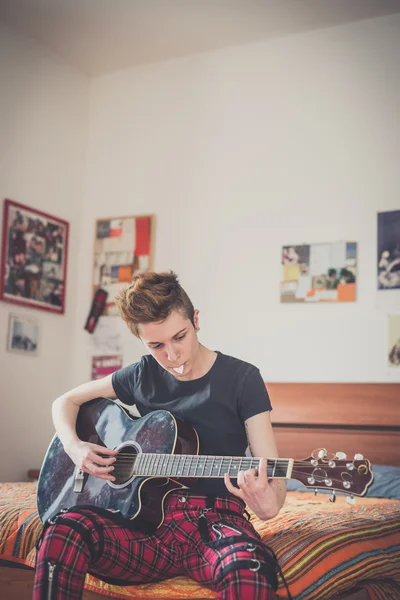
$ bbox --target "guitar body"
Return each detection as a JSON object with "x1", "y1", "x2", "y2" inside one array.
[{"x1": 37, "y1": 398, "x2": 199, "y2": 528}]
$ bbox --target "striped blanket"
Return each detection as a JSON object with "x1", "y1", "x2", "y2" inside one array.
[{"x1": 0, "y1": 482, "x2": 399, "y2": 599}]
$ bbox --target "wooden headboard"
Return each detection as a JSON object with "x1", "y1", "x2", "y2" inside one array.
[{"x1": 268, "y1": 383, "x2": 400, "y2": 466}]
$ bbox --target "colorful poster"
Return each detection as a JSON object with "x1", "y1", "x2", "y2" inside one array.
[
  {"x1": 280, "y1": 241, "x2": 357, "y2": 303},
  {"x1": 91, "y1": 355, "x2": 123, "y2": 380},
  {"x1": 93, "y1": 214, "x2": 155, "y2": 316},
  {"x1": 378, "y1": 210, "x2": 400, "y2": 290}
]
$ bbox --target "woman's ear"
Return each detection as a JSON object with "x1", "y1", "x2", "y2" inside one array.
[{"x1": 193, "y1": 309, "x2": 200, "y2": 331}]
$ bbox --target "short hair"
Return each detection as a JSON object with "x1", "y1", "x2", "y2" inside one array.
[
  {"x1": 328, "y1": 268, "x2": 337, "y2": 277},
  {"x1": 114, "y1": 271, "x2": 195, "y2": 337}
]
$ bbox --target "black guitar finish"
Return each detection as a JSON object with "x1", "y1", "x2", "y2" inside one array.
[
  {"x1": 37, "y1": 398, "x2": 198, "y2": 527},
  {"x1": 37, "y1": 398, "x2": 374, "y2": 528}
]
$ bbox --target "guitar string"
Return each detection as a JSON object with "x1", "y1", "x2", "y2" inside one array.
[
  {"x1": 110, "y1": 471, "x2": 362, "y2": 489},
  {"x1": 110, "y1": 464, "x2": 362, "y2": 485},
  {"x1": 110, "y1": 452, "x2": 346, "y2": 465},
  {"x1": 109, "y1": 456, "x2": 356, "y2": 468},
  {"x1": 112, "y1": 451, "x2": 359, "y2": 464}
]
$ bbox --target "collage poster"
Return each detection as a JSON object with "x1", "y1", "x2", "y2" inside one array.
[
  {"x1": 93, "y1": 215, "x2": 154, "y2": 315},
  {"x1": 280, "y1": 241, "x2": 357, "y2": 303},
  {"x1": 0, "y1": 199, "x2": 69, "y2": 313}
]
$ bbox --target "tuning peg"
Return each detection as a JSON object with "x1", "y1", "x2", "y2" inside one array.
[
  {"x1": 317, "y1": 449, "x2": 327, "y2": 458},
  {"x1": 335, "y1": 452, "x2": 347, "y2": 460},
  {"x1": 329, "y1": 491, "x2": 336, "y2": 503},
  {"x1": 346, "y1": 495, "x2": 356, "y2": 505},
  {"x1": 354, "y1": 453, "x2": 364, "y2": 460}
]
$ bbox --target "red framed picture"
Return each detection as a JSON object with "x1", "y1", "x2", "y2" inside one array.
[{"x1": 0, "y1": 199, "x2": 69, "y2": 314}]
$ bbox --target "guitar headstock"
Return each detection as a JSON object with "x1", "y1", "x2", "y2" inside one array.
[{"x1": 291, "y1": 449, "x2": 374, "y2": 498}]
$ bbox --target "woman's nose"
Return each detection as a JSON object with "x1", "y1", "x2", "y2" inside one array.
[{"x1": 166, "y1": 346, "x2": 178, "y2": 362}]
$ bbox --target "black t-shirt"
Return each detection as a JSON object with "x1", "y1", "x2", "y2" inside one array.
[{"x1": 111, "y1": 350, "x2": 272, "y2": 495}]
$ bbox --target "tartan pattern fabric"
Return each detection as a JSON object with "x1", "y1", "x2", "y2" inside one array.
[{"x1": 33, "y1": 493, "x2": 278, "y2": 600}]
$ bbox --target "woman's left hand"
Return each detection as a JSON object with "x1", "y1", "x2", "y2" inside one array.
[{"x1": 224, "y1": 457, "x2": 281, "y2": 520}]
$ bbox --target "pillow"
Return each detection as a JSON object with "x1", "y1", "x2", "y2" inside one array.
[{"x1": 286, "y1": 464, "x2": 400, "y2": 500}]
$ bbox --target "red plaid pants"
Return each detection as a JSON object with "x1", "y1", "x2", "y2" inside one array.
[{"x1": 34, "y1": 492, "x2": 278, "y2": 600}]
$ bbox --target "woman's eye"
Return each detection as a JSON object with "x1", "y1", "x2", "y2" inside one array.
[{"x1": 176, "y1": 335, "x2": 185, "y2": 341}]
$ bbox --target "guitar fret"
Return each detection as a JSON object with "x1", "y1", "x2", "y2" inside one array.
[
  {"x1": 139, "y1": 453, "x2": 146, "y2": 475},
  {"x1": 145, "y1": 453, "x2": 152, "y2": 476},
  {"x1": 156, "y1": 454, "x2": 162, "y2": 476},
  {"x1": 181, "y1": 455, "x2": 186, "y2": 477},
  {"x1": 138, "y1": 454, "x2": 145, "y2": 475},
  {"x1": 150, "y1": 453, "x2": 157, "y2": 476},
  {"x1": 173, "y1": 454, "x2": 178, "y2": 477},
  {"x1": 147, "y1": 453, "x2": 153, "y2": 476},
  {"x1": 150, "y1": 453, "x2": 155, "y2": 476},
  {"x1": 177, "y1": 454, "x2": 183, "y2": 476},
  {"x1": 210, "y1": 456, "x2": 215, "y2": 477},
  {"x1": 166, "y1": 456, "x2": 173, "y2": 477}
]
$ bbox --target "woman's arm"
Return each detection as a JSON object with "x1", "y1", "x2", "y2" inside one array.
[
  {"x1": 224, "y1": 411, "x2": 286, "y2": 520},
  {"x1": 52, "y1": 374, "x2": 118, "y2": 480}
]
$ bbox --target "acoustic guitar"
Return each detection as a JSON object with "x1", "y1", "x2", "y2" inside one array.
[{"x1": 37, "y1": 398, "x2": 373, "y2": 527}]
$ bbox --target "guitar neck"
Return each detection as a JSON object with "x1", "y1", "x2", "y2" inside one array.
[{"x1": 134, "y1": 454, "x2": 293, "y2": 479}]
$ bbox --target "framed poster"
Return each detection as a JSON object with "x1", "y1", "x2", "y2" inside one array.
[
  {"x1": 93, "y1": 214, "x2": 155, "y2": 315},
  {"x1": 0, "y1": 199, "x2": 69, "y2": 313},
  {"x1": 7, "y1": 313, "x2": 40, "y2": 356},
  {"x1": 378, "y1": 210, "x2": 400, "y2": 290},
  {"x1": 280, "y1": 241, "x2": 357, "y2": 303}
]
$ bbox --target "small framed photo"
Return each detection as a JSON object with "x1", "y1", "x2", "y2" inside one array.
[
  {"x1": 7, "y1": 313, "x2": 40, "y2": 356},
  {"x1": 0, "y1": 199, "x2": 69, "y2": 314}
]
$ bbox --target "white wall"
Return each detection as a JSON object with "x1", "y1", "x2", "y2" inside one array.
[
  {"x1": 73, "y1": 14, "x2": 400, "y2": 388},
  {"x1": 1, "y1": 14, "x2": 399, "y2": 481},
  {"x1": 0, "y1": 26, "x2": 89, "y2": 481}
]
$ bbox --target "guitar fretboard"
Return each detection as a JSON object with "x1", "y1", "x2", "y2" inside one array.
[{"x1": 133, "y1": 454, "x2": 292, "y2": 479}]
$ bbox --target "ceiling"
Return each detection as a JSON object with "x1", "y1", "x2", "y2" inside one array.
[{"x1": 1, "y1": 0, "x2": 400, "y2": 76}]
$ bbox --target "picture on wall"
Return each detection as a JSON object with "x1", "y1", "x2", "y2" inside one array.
[
  {"x1": 388, "y1": 315, "x2": 400, "y2": 368},
  {"x1": 7, "y1": 313, "x2": 40, "y2": 356},
  {"x1": 280, "y1": 241, "x2": 357, "y2": 303},
  {"x1": 0, "y1": 199, "x2": 69, "y2": 313},
  {"x1": 93, "y1": 214, "x2": 155, "y2": 315},
  {"x1": 378, "y1": 210, "x2": 400, "y2": 290},
  {"x1": 91, "y1": 355, "x2": 123, "y2": 380}
]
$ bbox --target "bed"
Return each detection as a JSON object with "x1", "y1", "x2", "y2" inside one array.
[{"x1": 1, "y1": 382, "x2": 399, "y2": 600}]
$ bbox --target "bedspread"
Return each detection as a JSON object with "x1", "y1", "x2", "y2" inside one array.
[{"x1": 0, "y1": 482, "x2": 399, "y2": 599}]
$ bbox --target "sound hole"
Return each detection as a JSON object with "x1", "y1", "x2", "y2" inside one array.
[{"x1": 113, "y1": 445, "x2": 137, "y2": 485}]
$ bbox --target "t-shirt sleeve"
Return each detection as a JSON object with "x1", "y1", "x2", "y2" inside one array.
[
  {"x1": 238, "y1": 367, "x2": 272, "y2": 422},
  {"x1": 111, "y1": 361, "x2": 142, "y2": 406}
]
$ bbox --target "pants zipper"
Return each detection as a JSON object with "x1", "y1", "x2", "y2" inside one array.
[{"x1": 47, "y1": 561, "x2": 56, "y2": 600}]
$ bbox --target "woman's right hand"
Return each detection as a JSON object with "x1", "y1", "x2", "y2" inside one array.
[{"x1": 66, "y1": 440, "x2": 118, "y2": 481}]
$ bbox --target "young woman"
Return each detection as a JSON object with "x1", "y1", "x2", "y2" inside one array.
[{"x1": 34, "y1": 271, "x2": 286, "y2": 600}]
